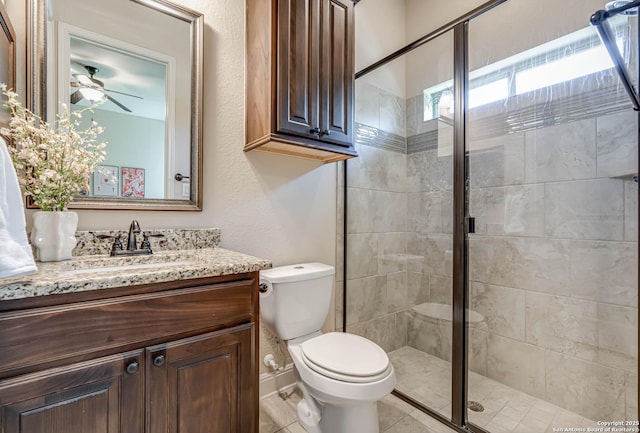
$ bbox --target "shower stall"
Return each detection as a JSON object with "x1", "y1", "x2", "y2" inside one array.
[{"x1": 341, "y1": 0, "x2": 639, "y2": 431}]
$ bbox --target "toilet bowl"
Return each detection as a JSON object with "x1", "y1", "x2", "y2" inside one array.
[
  {"x1": 259, "y1": 263, "x2": 396, "y2": 433},
  {"x1": 287, "y1": 332, "x2": 396, "y2": 433}
]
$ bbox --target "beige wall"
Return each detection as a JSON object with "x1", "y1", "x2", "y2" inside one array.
[
  {"x1": 6, "y1": 0, "x2": 338, "y2": 374},
  {"x1": 355, "y1": 0, "x2": 406, "y2": 98},
  {"x1": 405, "y1": 0, "x2": 601, "y2": 42},
  {"x1": 405, "y1": 0, "x2": 485, "y2": 42},
  {"x1": 355, "y1": 0, "x2": 406, "y2": 72}
]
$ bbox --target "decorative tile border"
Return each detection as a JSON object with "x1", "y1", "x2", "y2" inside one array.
[
  {"x1": 407, "y1": 129, "x2": 439, "y2": 154},
  {"x1": 73, "y1": 228, "x2": 221, "y2": 256},
  {"x1": 467, "y1": 84, "x2": 631, "y2": 141},
  {"x1": 355, "y1": 122, "x2": 407, "y2": 154}
]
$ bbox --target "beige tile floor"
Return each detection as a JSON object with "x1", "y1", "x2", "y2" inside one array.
[
  {"x1": 260, "y1": 346, "x2": 605, "y2": 433},
  {"x1": 259, "y1": 387, "x2": 457, "y2": 433}
]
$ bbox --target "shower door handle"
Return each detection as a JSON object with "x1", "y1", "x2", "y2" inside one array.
[{"x1": 465, "y1": 216, "x2": 476, "y2": 234}]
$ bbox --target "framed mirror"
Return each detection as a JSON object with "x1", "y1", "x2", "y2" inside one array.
[{"x1": 27, "y1": 0, "x2": 203, "y2": 210}]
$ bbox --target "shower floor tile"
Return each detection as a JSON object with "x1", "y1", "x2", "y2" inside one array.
[{"x1": 389, "y1": 346, "x2": 599, "y2": 433}]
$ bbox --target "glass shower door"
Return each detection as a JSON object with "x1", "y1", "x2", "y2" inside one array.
[
  {"x1": 467, "y1": 1, "x2": 639, "y2": 430},
  {"x1": 401, "y1": 29, "x2": 455, "y2": 421},
  {"x1": 347, "y1": 29, "x2": 455, "y2": 424}
]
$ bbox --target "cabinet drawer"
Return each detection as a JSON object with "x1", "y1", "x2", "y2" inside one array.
[{"x1": 0, "y1": 279, "x2": 255, "y2": 379}]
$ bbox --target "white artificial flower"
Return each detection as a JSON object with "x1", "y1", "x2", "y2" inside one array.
[{"x1": 1, "y1": 83, "x2": 107, "y2": 211}]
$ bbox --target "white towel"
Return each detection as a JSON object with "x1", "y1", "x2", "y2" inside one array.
[{"x1": 0, "y1": 136, "x2": 37, "y2": 279}]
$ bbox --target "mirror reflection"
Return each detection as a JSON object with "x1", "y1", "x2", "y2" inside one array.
[
  {"x1": 29, "y1": 0, "x2": 203, "y2": 210},
  {"x1": 67, "y1": 35, "x2": 168, "y2": 200}
]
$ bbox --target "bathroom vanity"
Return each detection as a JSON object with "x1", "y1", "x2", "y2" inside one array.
[{"x1": 0, "y1": 238, "x2": 271, "y2": 433}]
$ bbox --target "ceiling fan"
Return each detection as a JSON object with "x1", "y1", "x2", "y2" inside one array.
[{"x1": 70, "y1": 65, "x2": 143, "y2": 113}]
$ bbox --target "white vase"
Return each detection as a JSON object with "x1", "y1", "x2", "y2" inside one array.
[{"x1": 30, "y1": 211, "x2": 78, "y2": 262}]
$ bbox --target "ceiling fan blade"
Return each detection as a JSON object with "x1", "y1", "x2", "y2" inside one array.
[
  {"x1": 104, "y1": 88, "x2": 144, "y2": 99},
  {"x1": 70, "y1": 90, "x2": 84, "y2": 105},
  {"x1": 105, "y1": 94, "x2": 132, "y2": 112},
  {"x1": 91, "y1": 77, "x2": 105, "y2": 87},
  {"x1": 76, "y1": 74, "x2": 93, "y2": 85},
  {"x1": 74, "y1": 74, "x2": 104, "y2": 88}
]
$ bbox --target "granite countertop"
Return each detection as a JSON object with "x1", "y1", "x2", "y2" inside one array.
[{"x1": 0, "y1": 248, "x2": 272, "y2": 301}]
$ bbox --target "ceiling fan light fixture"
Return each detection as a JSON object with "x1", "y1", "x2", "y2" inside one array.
[{"x1": 79, "y1": 87, "x2": 104, "y2": 102}]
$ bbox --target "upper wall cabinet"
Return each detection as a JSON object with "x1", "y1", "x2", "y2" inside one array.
[{"x1": 245, "y1": 0, "x2": 357, "y2": 163}]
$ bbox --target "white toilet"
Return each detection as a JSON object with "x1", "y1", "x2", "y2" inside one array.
[{"x1": 260, "y1": 263, "x2": 396, "y2": 433}]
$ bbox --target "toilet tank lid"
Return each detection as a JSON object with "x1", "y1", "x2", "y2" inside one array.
[{"x1": 260, "y1": 263, "x2": 335, "y2": 283}]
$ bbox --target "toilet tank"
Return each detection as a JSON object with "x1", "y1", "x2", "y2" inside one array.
[{"x1": 260, "y1": 263, "x2": 335, "y2": 340}]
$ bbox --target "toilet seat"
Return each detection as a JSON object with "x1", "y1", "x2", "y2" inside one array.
[
  {"x1": 287, "y1": 335, "x2": 396, "y2": 404},
  {"x1": 300, "y1": 332, "x2": 391, "y2": 383}
]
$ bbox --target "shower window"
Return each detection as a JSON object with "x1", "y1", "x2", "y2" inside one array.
[
  {"x1": 423, "y1": 16, "x2": 632, "y2": 122},
  {"x1": 424, "y1": 77, "x2": 509, "y2": 120}
]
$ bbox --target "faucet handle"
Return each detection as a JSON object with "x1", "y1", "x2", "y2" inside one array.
[
  {"x1": 140, "y1": 233, "x2": 164, "y2": 253},
  {"x1": 97, "y1": 234, "x2": 124, "y2": 254}
]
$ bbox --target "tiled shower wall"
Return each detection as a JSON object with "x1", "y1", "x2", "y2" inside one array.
[
  {"x1": 341, "y1": 81, "x2": 411, "y2": 352},
  {"x1": 342, "y1": 79, "x2": 638, "y2": 421},
  {"x1": 465, "y1": 108, "x2": 638, "y2": 421}
]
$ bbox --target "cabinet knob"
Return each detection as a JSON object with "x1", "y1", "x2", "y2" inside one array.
[
  {"x1": 321, "y1": 129, "x2": 330, "y2": 136},
  {"x1": 153, "y1": 354, "x2": 166, "y2": 367},
  {"x1": 126, "y1": 361, "x2": 139, "y2": 375},
  {"x1": 309, "y1": 127, "x2": 320, "y2": 135}
]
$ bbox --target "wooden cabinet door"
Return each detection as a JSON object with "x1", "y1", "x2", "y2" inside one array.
[
  {"x1": 277, "y1": 0, "x2": 320, "y2": 139},
  {"x1": 147, "y1": 323, "x2": 255, "y2": 433},
  {"x1": 0, "y1": 351, "x2": 144, "y2": 433},
  {"x1": 319, "y1": 0, "x2": 354, "y2": 147}
]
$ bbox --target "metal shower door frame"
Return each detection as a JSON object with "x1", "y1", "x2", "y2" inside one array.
[{"x1": 348, "y1": 1, "x2": 507, "y2": 432}]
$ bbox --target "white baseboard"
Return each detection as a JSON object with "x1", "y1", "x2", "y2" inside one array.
[{"x1": 259, "y1": 363, "x2": 296, "y2": 398}]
